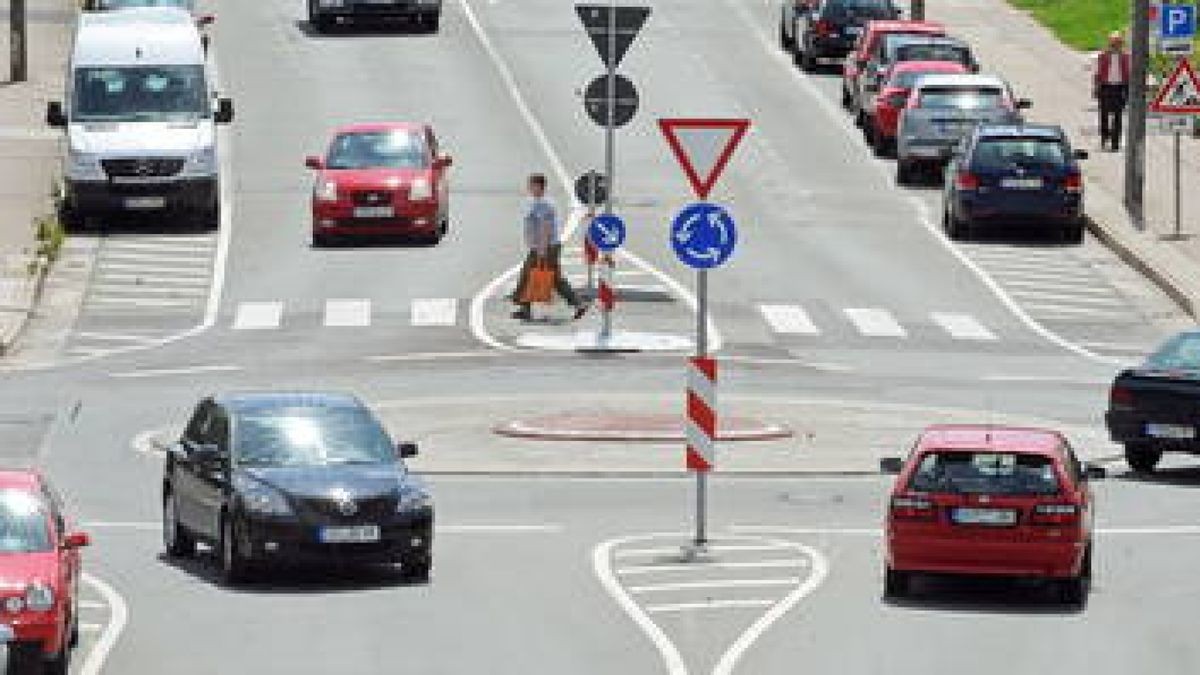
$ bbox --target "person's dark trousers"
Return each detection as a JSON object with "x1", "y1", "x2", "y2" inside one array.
[
  {"x1": 1098, "y1": 84, "x2": 1128, "y2": 150},
  {"x1": 513, "y1": 244, "x2": 582, "y2": 312}
]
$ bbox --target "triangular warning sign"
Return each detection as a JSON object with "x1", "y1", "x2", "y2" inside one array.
[
  {"x1": 1151, "y1": 58, "x2": 1200, "y2": 114},
  {"x1": 658, "y1": 119, "x2": 751, "y2": 200}
]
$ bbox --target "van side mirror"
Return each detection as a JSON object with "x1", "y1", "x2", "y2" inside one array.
[
  {"x1": 1015, "y1": 98, "x2": 1032, "y2": 110},
  {"x1": 880, "y1": 457, "x2": 904, "y2": 474},
  {"x1": 1084, "y1": 464, "x2": 1106, "y2": 481},
  {"x1": 1073, "y1": 149, "x2": 1089, "y2": 160},
  {"x1": 214, "y1": 98, "x2": 234, "y2": 125},
  {"x1": 63, "y1": 532, "x2": 90, "y2": 549},
  {"x1": 46, "y1": 102, "x2": 66, "y2": 128},
  {"x1": 305, "y1": 155, "x2": 324, "y2": 170},
  {"x1": 397, "y1": 442, "x2": 419, "y2": 459}
]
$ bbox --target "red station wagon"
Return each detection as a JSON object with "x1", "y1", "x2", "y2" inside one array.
[
  {"x1": 841, "y1": 19, "x2": 945, "y2": 112},
  {"x1": 0, "y1": 471, "x2": 90, "y2": 674},
  {"x1": 882, "y1": 425, "x2": 1100, "y2": 605},
  {"x1": 306, "y1": 123, "x2": 453, "y2": 247}
]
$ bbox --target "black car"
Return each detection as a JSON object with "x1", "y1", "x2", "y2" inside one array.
[
  {"x1": 942, "y1": 124, "x2": 1087, "y2": 242},
  {"x1": 307, "y1": 0, "x2": 442, "y2": 33},
  {"x1": 782, "y1": 0, "x2": 900, "y2": 72},
  {"x1": 1107, "y1": 331, "x2": 1200, "y2": 473},
  {"x1": 162, "y1": 392, "x2": 434, "y2": 583}
]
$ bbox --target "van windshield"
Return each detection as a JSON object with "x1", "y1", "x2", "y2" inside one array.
[{"x1": 73, "y1": 65, "x2": 208, "y2": 123}]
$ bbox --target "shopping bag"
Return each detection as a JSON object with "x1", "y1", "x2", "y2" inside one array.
[{"x1": 522, "y1": 262, "x2": 555, "y2": 304}]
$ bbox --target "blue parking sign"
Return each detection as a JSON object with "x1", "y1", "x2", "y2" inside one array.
[{"x1": 1161, "y1": 4, "x2": 1197, "y2": 39}]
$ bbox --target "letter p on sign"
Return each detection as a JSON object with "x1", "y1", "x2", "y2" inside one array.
[{"x1": 1162, "y1": 4, "x2": 1196, "y2": 39}]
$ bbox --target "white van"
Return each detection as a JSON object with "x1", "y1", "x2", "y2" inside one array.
[{"x1": 46, "y1": 7, "x2": 233, "y2": 227}]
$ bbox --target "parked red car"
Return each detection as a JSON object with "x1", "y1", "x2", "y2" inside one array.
[
  {"x1": 841, "y1": 19, "x2": 945, "y2": 112},
  {"x1": 868, "y1": 60, "x2": 968, "y2": 155},
  {"x1": 882, "y1": 425, "x2": 1099, "y2": 605},
  {"x1": 306, "y1": 123, "x2": 452, "y2": 247},
  {"x1": 0, "y1": 471, "x2": 89, "y2": 674}
]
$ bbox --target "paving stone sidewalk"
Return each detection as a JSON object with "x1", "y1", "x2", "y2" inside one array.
[
  {"x1": 0, "y1": 0, "x2": 73, "y2": 354},
  {"x1": 931, "y1": 0, "x2": 1200, "y2": 318}
]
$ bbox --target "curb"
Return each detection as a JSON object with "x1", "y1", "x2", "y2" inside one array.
[
  {"x1": 492, "y1": 417, "x2": 795, "y2": 443},
  {"x1": 0, "y1": 255, "x2": 51, "y2": 357},
  {"x1": 1083, "y1": 180, "x2": 1200, "y2": 320}
]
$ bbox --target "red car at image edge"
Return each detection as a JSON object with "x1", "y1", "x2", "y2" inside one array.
[
  {"x1": 869, "y1": 60, "x2": 969, "y2": 154},
  {"x1": 882, "y1": 425, "x2": 1099, "y2": 605},
  {"x1": 306, "y1": 123, "x2": 452, "y2": 247},
  {"x1": 0, "y1": 471, "x2": 90, "y2": 673}
]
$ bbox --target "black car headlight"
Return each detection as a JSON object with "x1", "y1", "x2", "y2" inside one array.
[{"x1": 234, "y1": 476, "x2": 293, "y2": 516}]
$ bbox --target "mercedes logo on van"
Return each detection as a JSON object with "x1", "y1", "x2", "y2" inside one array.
[{"x1": 330, "y1": 488, "x2": 357, "y2": 516}]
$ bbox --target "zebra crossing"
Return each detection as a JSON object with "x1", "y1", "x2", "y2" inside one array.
[
  {"x1": 230, "y1": 298, "x2": 462, "y2": 331},
  {"x1": 757, "y1": 302, "x2": 1000, "y2": 342}
]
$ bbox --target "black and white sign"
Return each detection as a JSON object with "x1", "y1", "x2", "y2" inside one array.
[
  {"x1": 574, "y1": 171, "x2": 608, "y2": 206},
  {"x1": 584, "y1": 74, "x2": 639, "y2": 128},
  {"x1": 575, "y1": 4, "x2": 651, "y2": 68}
]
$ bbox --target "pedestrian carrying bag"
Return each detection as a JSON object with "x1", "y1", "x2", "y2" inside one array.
[{"x1": 522, "y1": 262, "x2": 555, "y2": 304}]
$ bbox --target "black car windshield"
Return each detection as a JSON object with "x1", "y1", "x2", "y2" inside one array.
[
  {"x1": 824, "y1": 0, "x2": 894, "y2": 18},
  {"x1": 96, "y1": 0, "x2": 195, "y2": 9},
  {"x1": 234, "y1": 407, "x2": 396, "y2": 467},
  {"x1": 325, "y1": 131, "x2": 428, "y2": 170},
  {"x1": 908, "y1": 451, "x2": 1062, "y2": 495},
  {"x1": 73, "y1": 66, "x2": 208, "y2": 123},
  {"x1": 0, "y1": 491, "x2": 52, "y2": 554},
  {"x1": 973, "y1": 138, "x2": 1066, "y2": 169},
  {"x1": 890, "y1": 69, "x2": 956, "y2": 89},
  {"x1": 918, "y1": 86, "x2": 1004, "y2": 110},
  {"x1": 1146, "y1": 333, "x2": 1200, "y2": 370},
  {"x1": 896, "y1": 44, "x2": 971, "y2": 66}
]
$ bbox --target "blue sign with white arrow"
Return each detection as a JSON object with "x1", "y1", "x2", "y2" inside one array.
[
  {"x1": 588, "y1": 213, "x2": 626, "y2": 252},
  {"x1": 1162, "y1": 3, "x2": 1197, "y2": 38},
  {"x1": 670, "y1": 202, "x2": 737, "y2": 269}
]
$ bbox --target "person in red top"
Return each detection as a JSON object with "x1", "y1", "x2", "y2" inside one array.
[{"x1": 1094, "y1": 31, "x2": 1132, "y2": 152}]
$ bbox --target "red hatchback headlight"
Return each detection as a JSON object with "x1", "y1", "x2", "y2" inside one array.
[{"x1": 313, "y1": 178, "x2": 339, "y2": 203}]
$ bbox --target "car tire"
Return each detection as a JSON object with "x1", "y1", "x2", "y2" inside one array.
[
  {"x1": 220, "y1": 513, "x2": 252, "y2": 585},
  {"x1": 1057, "y1": 573, "x2": 1088, "y2": 606},
  {"x1": 312, "y1": 232, "x2": 333, "y2": 248},
  {"x1": 800, "y1": 46, "x2": 817, "y2": 73},
  {"x1": 1061, "y1": 222, "x2": 1085, "y2": 245},
  {"x1": 841, "y1": 86, "x2": 851, "y2": 109},
  {"x1": 43, "y1": 637, "x2": 70, "y2": 675},
  {"x1": 884, "y1": 566, "x2": 910, "y2": 598},
  {"x1": 423, "y1": 11, "x2": 441, "y2": 32},
  {"x1": 1125, "y1": 442, "x2": 1162, "y2": 473},
  {"x1": 945, "y1": 205, "x2": 970, "y2": 241},
  {"x1": 195, "y1": 201, "x2": 220, "y2": 231},
  {"x1": 402, "y1": 553, "x2": 432, "y2": 583},
  {"x1": 896, "y1": 160, "x2": 913, "y2": 186},
  {"x1": 163, "y1": 491, "x2": 197, "y2": 558},
  {"x1": 309, "y1": 5, "x2": 334, "y2": 33},
  {"x1": 780, "y1": 19, "x2": 794, "y2": 53}
]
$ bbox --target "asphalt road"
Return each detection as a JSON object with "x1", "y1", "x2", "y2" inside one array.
[{"x1": 2, "y1": 0, "x2": 1199, "y2": 671}]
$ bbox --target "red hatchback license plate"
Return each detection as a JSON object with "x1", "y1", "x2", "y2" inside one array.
[{"x1": 951, "y1": 507, "x2": 1017, "y2": 526}]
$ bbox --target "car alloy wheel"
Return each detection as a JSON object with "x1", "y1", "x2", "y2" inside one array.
[
  {"x1": 1124, "y1": 442, "x2": 1162, "y2": 473},
  {"x1": 884, "y1": 566, "x2": 910, "y2": 598},
  {"x1": 163, "y1": 493, "x2": 195, "y2": 558},
  {"x1": 220, "y1": 515, "x2": 250, "y2": 584}
]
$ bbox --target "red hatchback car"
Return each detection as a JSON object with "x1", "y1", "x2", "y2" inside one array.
[
  {"x1": 0, "y1": 471, "x2": 89, "y2": 674},
  {"x1": 882, "y1": 425, "x2": 1099, "y2": 605},
  {"x1": 868, "y1": 60, "x2": 968, "y2": 154},
  {"x1": 841, "y1": 19, "x2": 945, "y2": 112},
  {"x1": 306, "y1": 123, "x2": 452, "y2": 247}
]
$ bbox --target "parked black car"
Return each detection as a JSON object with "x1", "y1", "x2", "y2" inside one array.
[
  {"x1": 781, "y1": 0, "x2": 901, "y2": 72},
  {"x1": 942, "y1": 124, "x2": 1087, "y2": 242},
  {"x1": 307, "y1": 0, "x2": 442, "y2": 33},
  {"x1": 162, "y1": 392, "x2": 433, "y2": 583},
  {"x1": 1107, "y1": 331, "x2": 1200, "y2": 473}
]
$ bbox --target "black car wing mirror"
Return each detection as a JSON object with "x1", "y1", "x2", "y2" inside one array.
[
  {"x1": 46, "y1": 101, "x2": 66, "y2": 128},
  {"x1": 1015, "y1": 98, "x2": 1032, "y2": 110},
  {"x1": 879, "y1": 457, "x2": 904, "y2": 474},
  {"x1": 1073, "y1": 149, "x2": 1089, "y2": 160},
  {"x1": 1084, "y1": 464, "x2": 1107, "y2": 481},
  {"x1": 214, "y1": 97, "x2": 234, "y2": 125},
  {"x1": 397, "y1": 442, "x2": 419, "y2": 459}
]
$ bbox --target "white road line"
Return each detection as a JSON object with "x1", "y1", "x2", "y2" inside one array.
[
  {"x1": 759, "y1": 304, "x2": 820, "y2": 335},
  {"x1": 998, "y1": 276, "x2": 1121, "y2": 293},
  {"x1": 930, "y1": 312, "x2": 997, "y2": 341},
  {"x1": 1007, "y1": 289, "x2": 1126, "y2": 306},
  {"x1": 1021, "y1": 303, "x2": 1129, "y2": 317},
  {"x1": 102, "y1": 241, "x2": 213, "y2": 253},
  {"x1": 74, "y1": 332, "x2": 165, "y2": 343},
  {"x1": 79, "y1": 601, "x2": 107, "y2": 610},
  {"x1": 97, "y1": 262, "x2": 212, "y2": 275},
  {"x1": 88, "y1": 296, "x2": 199, "y2": 308},
  {"x1": 324, "y1": 299, "x2": 372, "y2": 328},
  {"x1": 101, "y1": 252, "x2": 211, "y2": 265},
  {"x1": 630, "y1": 577, "x2": 802, "y2": 594},
  {"x1": 364, "y1": 351, "x2": 495, "y2": 362},
  {"x1": 233, "y1": 301, "x2": 283, "y2": 330},
  {"x1": 91, "y1": 285, "x2": 206, "y2": 296},
  {"x1": 646, "y1": 599, "x2": 776, "y2": 614},
  {"x1": 844, "y1": 308, "x2": 907, "y2": 338},
  {"x1": 1076, "y1": 340, "x2": 1149, "y2": 353},
  {"x1": 615, "y1": 543, "x2": 797, "y2": 558},
  {"x1": 411, "y1": 298, "x2": 458, "y2": 326},
  {"x1": 618, "y1": 559, "x2": 809, "y2": 575},
  {"x1": 80, "y1": 574, "x2": 128, "y2": 675},
  {"x1": 110, "y1": 364, "x2": 242, "y2": 379},
  {"x1": 80, "y1": 623, "x2": 104, "y2": 633},
  {"x1": 98, "y1": 274, "x2": 210, "y2": 286},
  {"x1": 981, "y1": 374, "x2": 1111, "y2": 385}
]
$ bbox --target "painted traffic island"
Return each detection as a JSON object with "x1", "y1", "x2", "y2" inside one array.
[{"x1": 493, "y1": 413, "x2": 792, "y2": 443}]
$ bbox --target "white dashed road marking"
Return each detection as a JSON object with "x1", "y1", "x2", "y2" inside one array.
[
  {"x1": 233, "y1": 301, "x2": 283, "y2": 330},
  {"x1": 759, "y1": 304, "x2": 821, "y2": 335},
  {"x1": 844, "y1": 307, "x2": 907, "y2": 338},
  {"x1": 411, "y1": 298, "x2": 459, "y2": 326},
  {"x1": 930, "y1": 312, "x2": 998, "y2": 341},
  {"x1": 324, "y1": 299, "x2": 372, "y2": 327}
]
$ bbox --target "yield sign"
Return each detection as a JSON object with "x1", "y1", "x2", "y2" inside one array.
[
  {"x1": 1151, "y1": 58, "x2": 1200, "y2": 113},
  {"x1": 658, "y1": 119, "x2": 751, "y2": 200}
]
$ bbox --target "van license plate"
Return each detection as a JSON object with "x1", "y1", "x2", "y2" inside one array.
[
  {"x1": 1146, "y1": 423, "x2": 1195, "y2": 439},
  {"x1": 124, "y1": 196, "x2": 166, "y2": 209},
  {"x1": 319, "y1": 525, "x2": 380, "y2": 544},
  {"x1": 353, "y1": 206, "x2": 394, "y2": 218},
  {"x1": 952, "y1": 508, "x2": 1016, "y2": 526},
  {"x1": 1000, "y1": 178, "x2": 1043, "y2": 190}
]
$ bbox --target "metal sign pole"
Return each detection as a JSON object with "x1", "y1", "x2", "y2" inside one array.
[
  {"x1": 1128, "y1": 0, "x2": 1151, "y2": 229},
  {"x1": 694, "y1": 268, "x2": 708, "y2": 547},
  {"x1": 1176, "y1": 122, "x2": 1183, "y2": 238},
  {"x1": 600, "y1": 0, "x2": 617, "y2": 341},
  {"x1": 10, "y1": 0, "x2": 26, "y2": 83}
]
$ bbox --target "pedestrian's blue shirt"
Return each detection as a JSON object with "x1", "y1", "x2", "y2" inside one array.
[{"x1": 524, "y1": 197, "x2": 559, "y2": 250}]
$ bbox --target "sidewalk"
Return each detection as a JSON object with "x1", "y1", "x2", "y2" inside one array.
[
  {"x1": 0, "y1": 0, "x2": 73, "y2": 354},
  {"x1": 930, "y1": 0, "x2": 1200, "y2": 317}
]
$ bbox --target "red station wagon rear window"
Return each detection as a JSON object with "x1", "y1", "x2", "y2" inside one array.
[{"x1": 908, "y1": 451, "x2": 1062, "y2": 496}]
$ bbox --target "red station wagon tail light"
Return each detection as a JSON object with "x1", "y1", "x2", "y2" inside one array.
[
  {"x1": 1062, "y1": 172, "x2": 1083, "y2": 193},
  {"x1": 1110, "y1": 384, "x2": 1134, "y2": 411},
  {"x1": 955, "y1": 172, "x2": 981, "y2": 191},
  {"x1": 890, "y1": 495, "x2": 935, "y2": 520},
  {"x1": 1030, "y1": 503, "x2": 1081, "y2": 525}
]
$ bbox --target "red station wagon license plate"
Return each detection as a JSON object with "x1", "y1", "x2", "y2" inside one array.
[{"x1": 951, "y1": 507, "x2": 1017, "y2": 526}]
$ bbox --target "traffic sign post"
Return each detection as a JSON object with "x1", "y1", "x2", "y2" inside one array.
[
  {"x1": 1150, "y1": 57, "x2": 1200, "y2": 238},
  {"x1": 1158, "y1": 3, "x2": 1197, "y2": 54},
  {"x1": 658, "y1": 118, "x2": 750, "y2": 549}
]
